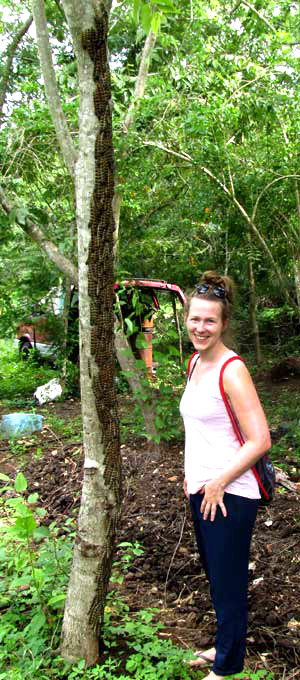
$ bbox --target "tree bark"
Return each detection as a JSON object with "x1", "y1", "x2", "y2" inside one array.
[
  {"x1": 58, "y1": 0, "x2": 121, "y2": 664},
  {"x1": 32, "y1": 0, "x2": 77, "y2": 177}
]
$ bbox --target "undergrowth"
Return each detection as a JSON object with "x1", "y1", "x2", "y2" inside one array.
[{"x1": 0, "y1": 472, "x2": 273, "y2": 680}]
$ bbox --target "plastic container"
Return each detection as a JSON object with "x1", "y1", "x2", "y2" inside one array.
[{"x1": 1, "y1": 413, "x2": 43, "y2": 437}]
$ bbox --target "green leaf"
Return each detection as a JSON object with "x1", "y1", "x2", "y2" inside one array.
[
  {"x1": 15, "y1": 515, "x2": 36, "y2": 536},
  {"x1": 15, "y1": 500, "x2": 31, "y2": 517},
  {"x1": 133, "y1": 0, "x2": 141, "y2": 24},
  {"x1": 47, "y1": 593, "x2": 66, "y2": 608},
  {"x1": 168, "y1": 345, "x2": 180, "y2": 356},
  {"x1": 155, "y1": 0, "x2": 175, "y2": 8},
  {"x1": 16, "y1": 207, "x2": 28, "y2": 225},
  {"x1": 27, "y1": 492, "x2": 39, "y2": 504},
  {"x1": 14, "y1": 472, "x2": 28, "y2": 493},
  {"x1": 135, "y1": 332, "x2": 148, "y2": 349},
  {"x1": 151, "y1": 12, "x2": 161, "y2": 34},
  {"x1": 0, "y1": 473, "x2": 10, "y2": 482},
  {"x1": 33, "y1": 526, "x2": 50, "y2": 539},
  {"x1": 124, "y1": 317, "x2": 134, "y2": 335},
  {"x1": 24, "y1": 611, "x2": 46, "y2": 634},
  {"x1": 141, "y1": 3, "x2": 152, "y2": 33}
]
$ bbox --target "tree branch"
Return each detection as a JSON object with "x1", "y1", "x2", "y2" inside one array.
[
  {"x1": 0, "y1": 186, "x2": 78, "y2": 284},
  {"x1": 0, "y1": 14, "x2": 33, "y2": 122},
  {"x1": 113, "y1": 28, "x2": 157, "y2": 249},
  {"x1": 143, "y1": 140, "x2": 193, "y2": 162},
  {"x1": 32, "y1": 0, "x2": 77, "y2": 177},
  {"x1": 252, "y1": 175, "x2": 300, "y2": 223},
  {"x1": 123, "y1": 30, "x2": 157, "y2": 133},
  {"x1": 53, "y1": 0, "x2": 66, "y2": 19},
  {"x1": 241, "y1": 1, "x2": 276, "y2": 34}
]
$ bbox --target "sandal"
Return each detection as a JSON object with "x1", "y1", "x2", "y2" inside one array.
[{"x1": 187, "y1": 649, "x2": 215, "y2": 667}]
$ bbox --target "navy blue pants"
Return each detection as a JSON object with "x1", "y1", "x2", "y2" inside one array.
[{"x1": 189, "y1": 492, "x2": 258, "y2": 676}]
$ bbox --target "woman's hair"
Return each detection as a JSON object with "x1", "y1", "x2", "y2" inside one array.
[{"x1": 184, "y1": 270, "x2": 235, "y2": 324}]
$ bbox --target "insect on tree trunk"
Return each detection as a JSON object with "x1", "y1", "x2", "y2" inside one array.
[{"x1": 60, "y1": 0, "x2": 121, "y2": 665}]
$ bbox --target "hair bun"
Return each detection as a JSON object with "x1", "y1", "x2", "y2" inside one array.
[{"x1": 201, "y1": 270, "x2": 234, "y2": 304}]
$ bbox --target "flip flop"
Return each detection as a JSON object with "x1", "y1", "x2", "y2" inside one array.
[{"x1": 187, "y1": 652, "x2": 214, "y2": 667}]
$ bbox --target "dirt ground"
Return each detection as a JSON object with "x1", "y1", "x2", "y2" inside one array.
[{"x1": 0, "y1": 390, "x2": 300, "y2": 680}]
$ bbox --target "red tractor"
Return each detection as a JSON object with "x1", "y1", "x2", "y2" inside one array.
[{"x1": 15, "y1": 279, "x2": 186, "y2": 372}]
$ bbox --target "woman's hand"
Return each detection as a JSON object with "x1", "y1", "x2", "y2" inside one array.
[
  {"x1": 183, "y1": 478, "x2": 189, "y2": 499},
  {"x1": 200, "y1": 478, "x2": 227, "y2": 521}
]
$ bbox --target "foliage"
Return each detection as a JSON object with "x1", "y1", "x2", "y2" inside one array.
[{"x1": 0, "y1": 340, "x2": 56, "y2": 407}]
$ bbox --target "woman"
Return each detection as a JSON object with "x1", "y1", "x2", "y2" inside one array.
[{"x1": 180, "y1": 271, "x2": 271, "y2": 679}]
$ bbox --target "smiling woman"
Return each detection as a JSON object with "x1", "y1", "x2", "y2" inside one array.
[{"x1": 180, "y1": 270, "x2": 271, "y2": 680}]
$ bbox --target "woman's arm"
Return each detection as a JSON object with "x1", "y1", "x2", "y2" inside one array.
[{"x1": 201, "y1": 360, "x2": 271, "y2": 521}]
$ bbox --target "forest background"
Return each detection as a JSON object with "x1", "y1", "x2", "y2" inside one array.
[{"x1": 0, "y1": 1, "x2": 300, "y2": 679}]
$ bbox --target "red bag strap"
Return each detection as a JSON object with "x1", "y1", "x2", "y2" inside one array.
[
  {"x1": 219, "y1": 356, "x2": 245, "y2": 445},
  {"x1": 187, "y1": 352, "x2": 199, "y2": 378},
  {"x1": 219, "y1": 356, "x2": 268, "y2": 497}
]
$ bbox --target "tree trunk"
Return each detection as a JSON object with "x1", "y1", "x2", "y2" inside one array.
[
  {"x1": 59, "y1": 0, "x2": 121, "y2": 665},
  {"x1": 294, "y1": 259, "x2": 300, "y2": 311},
  {"x1": 294, "y1": 181, "x2": 300, "y2": 313},
  {"x1": 61, "y1": 278, "x2": 72, "y2": 385},
  {"x1": 247, "y1": 230, "x2": 262, "y2": 365}
]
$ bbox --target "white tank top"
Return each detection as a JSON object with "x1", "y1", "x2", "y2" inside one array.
[{"x1": 180, "y1": 351, "x2": 260, "y2": 499}]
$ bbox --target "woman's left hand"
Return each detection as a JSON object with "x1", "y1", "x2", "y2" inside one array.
[{"x1": 200, "y1": 478, "x2": 227, "y2": 521}]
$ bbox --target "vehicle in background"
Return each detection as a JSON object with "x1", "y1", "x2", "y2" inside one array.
[
  {"x1": 15, "y1": 279, "x2": 186, "y2": 371},
  {"x1": 14, "y1": 286, "x2": 67, "y2": 359},
  {"x1": 15, "y1": 316, "x2": 62, "y2": 358}
]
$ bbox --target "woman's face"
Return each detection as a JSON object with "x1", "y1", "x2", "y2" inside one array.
[{"x1": 185, "y1": 297, "x2": 227, "y2": 353}]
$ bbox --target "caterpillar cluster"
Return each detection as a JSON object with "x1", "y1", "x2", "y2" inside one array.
[{"x1": 81, "y1": 8, "x2": 122, "y2": 636}]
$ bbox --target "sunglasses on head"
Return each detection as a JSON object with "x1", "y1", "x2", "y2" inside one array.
[{"x1": 196, "y1": 283, "x2": 227, "y2": 300}]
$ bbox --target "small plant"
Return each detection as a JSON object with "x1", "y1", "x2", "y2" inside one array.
[
  {"x1": 46, "y1": 412, "x2": 82, "y2": 440},
  {"x1": 0, "y1": 471, "x2": 73, "y2": 677}
]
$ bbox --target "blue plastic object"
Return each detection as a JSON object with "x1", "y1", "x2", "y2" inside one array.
[{"x1": 1, "y1": 413, "x2": 43, "y2": 437}]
